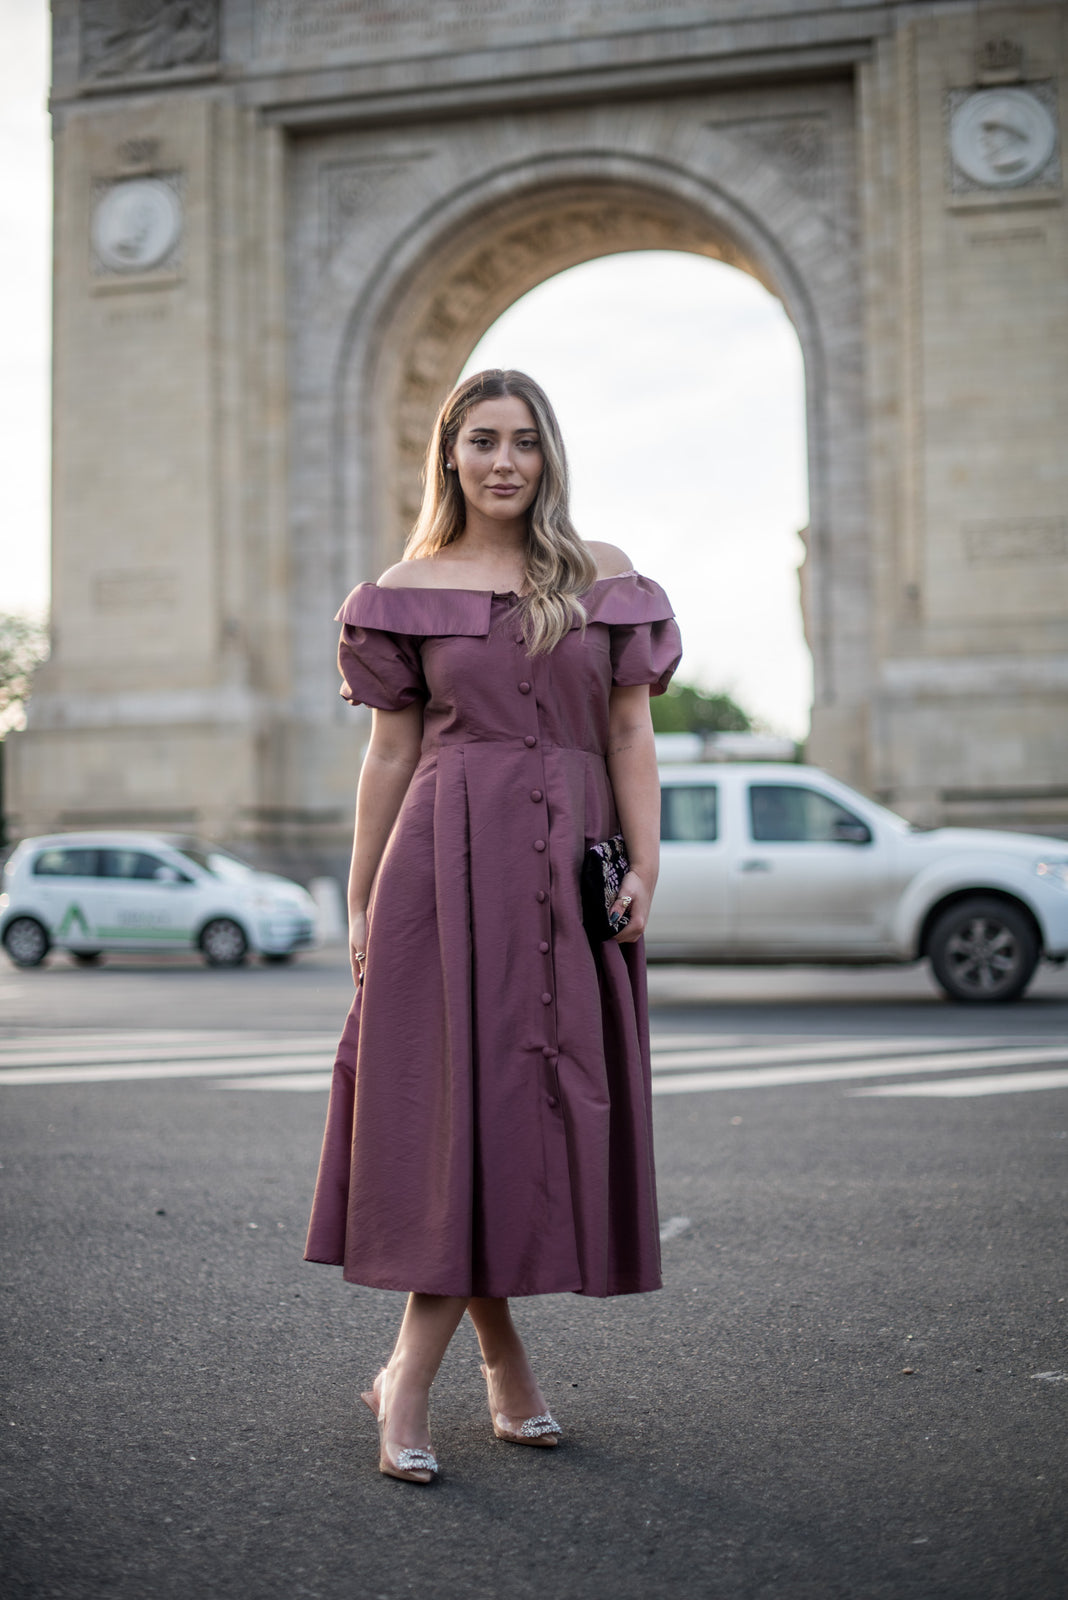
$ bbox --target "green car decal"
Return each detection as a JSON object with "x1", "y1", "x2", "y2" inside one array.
[{"x1": 57, "y1": 902, "x2": 91, "y2": 938}]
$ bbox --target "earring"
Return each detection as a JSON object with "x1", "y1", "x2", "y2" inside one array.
[{"x1": 445, "y1": 462, "x2": 456, "y2": 472}]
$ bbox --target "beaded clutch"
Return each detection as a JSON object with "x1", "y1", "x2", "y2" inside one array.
[{"x1": 580, "y1": 834, "x2": 631, "y2": 941}]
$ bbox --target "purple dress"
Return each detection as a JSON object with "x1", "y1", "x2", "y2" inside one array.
[{"x1": 304, "y1": 571, "x2": 682, "y2": 1298}]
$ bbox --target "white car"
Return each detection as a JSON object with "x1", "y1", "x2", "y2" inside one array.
[
  {"x1": 0, "y1": 832, "x2": 319, "y2": 969},
  {"x1": 651, "y1": 764, "x2": 1068, "y2": 1002}
]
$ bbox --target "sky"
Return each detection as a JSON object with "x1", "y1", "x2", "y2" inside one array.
[{"x1": 0, "y1": 3, "x2": 812, "y2": 738}]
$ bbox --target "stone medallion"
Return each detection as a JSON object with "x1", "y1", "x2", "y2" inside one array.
[
  {"x1": 92, "y1": 177, "x2": 183, "y2": 272},
  {"x1": 949, "y1": 87, "x2": 1058, "y2": 189}
]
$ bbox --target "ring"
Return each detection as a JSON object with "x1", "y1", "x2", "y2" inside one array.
[{"x1": 619, "y1": 895, "x2": 633, "y2": 909}]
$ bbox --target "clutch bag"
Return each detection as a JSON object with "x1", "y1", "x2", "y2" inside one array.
[{"x1": 580, "y1": 834, "x2": 630, "y2": 941}]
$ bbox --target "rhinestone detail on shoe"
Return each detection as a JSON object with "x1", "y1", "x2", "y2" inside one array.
[
  {"x1": 519, "y1": 1414, "x2": 562, "y2": 1438},
  {"x1": 395, "y1": 1447, "x2": 439, "y2": 1473}
]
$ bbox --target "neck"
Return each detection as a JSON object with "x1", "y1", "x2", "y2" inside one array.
[{"x1": 454, "y1": 509, "x2": 528, "y2": 564}]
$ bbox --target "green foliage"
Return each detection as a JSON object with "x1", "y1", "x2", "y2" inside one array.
[
  {"x1": 0, "y1": 613, "x2": 49, "y2": 738},
  {"x1": 650, "y1": 681, "x2": 752, "y2": 736}
]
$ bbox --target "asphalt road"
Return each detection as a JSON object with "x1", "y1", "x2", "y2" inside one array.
[{"x1": 2, "y1": 949, "x2": 1066, "y2": 1600}]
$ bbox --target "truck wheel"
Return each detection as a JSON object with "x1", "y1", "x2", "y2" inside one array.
[
  {"x1": 3, "y1": 917, "x2": 50, "y2": 969},
  {"x1": 199, "y1": 918, "x2": 249, "y2": 968},
  {"x1": 928, "y1": 897, "x2": 1039, "y2": 1003}
]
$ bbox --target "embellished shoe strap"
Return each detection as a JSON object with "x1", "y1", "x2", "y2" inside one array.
[
  {"x1": 518, "y1": 1413, "x2": 562, "y2": 1439},
  {"x1": 394, "y1": 1446, "x2": 439, "y2": 1473}
]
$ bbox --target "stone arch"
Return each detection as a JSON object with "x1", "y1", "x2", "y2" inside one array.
[{"x1": 334, "y1": 147, "x2": 861, "y2": 758}]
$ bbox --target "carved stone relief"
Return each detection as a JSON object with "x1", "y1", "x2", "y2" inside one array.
[
  {"x1": 79, "y1": 0, "x2": 219, "y2": 79},
  {"x1": 320, "y1": 160, "x2": 415, "y2": 261},
  {"x1": 257, "y1": 0, "x2": 713, "y2": 61},
  {"x1": 709, "y1": 115, "x2": 830, "y2": 202},
  {"x1": 91, "y1": 174, "x2": 184, "y2": 276},
  {"x1": 93, "y1": 569, "x2": 179, "y2": 612},
  {"x1": 963, "y1": 519, "x2": 1068, "y2": 564},
  {"x1": 948, "y1": 85, "x2": 1060, "y2": 194}
]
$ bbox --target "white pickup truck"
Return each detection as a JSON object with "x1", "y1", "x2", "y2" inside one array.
[{"x1": 650, "y1": 764, "x2": 1068, "y2": 1002}]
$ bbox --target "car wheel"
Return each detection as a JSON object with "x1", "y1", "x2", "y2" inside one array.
[
  {"x1": 199, "y1": 918, "x2": 249, "y2": 968},
  {"x1": 72, "y1": 951, "x2": 103, "y2": 967},
  {"x1": 928, "y1": 897, "x2": 1039, "y2": 1003},
  {"x1": 3, "y1": 917, "x2": 51, "y2": 969}
]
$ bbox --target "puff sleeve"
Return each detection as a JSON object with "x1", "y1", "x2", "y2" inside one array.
[
  {"x1": 335, "y1": 585, "x2": 428, "y2": 712},
  {"x1": 587, "y1": 573, "x2": 683, "y2": 696}
]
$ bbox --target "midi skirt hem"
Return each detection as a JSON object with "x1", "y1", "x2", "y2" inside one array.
[{"x1": 302, "y1": 1253, "x2": 663, "y2": 1299}]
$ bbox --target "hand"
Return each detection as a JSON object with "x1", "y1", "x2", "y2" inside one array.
[
  {"x1": 349, "y1": 909, "x2": 368, "y2": 988},
  {"x1": 609, "y1": 870, "x2": 650, "y2": 944}
]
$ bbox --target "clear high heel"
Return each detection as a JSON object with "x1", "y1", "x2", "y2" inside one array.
[
  {"x1": 360, "y1": 1368, "x2": 439, "y2": 1484},
  {"x1": 480, "y1": 1362, "x2": 562, "y2": 1447}
]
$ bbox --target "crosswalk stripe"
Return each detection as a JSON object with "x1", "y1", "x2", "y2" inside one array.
[
  {"x1": 0, "y1": 1054, "x2": 332, "y2": 1087},
  {"x1": 0, "y1": 1035, "x2": 336, "y2": 1069},
  {"x1": 849, "y1": 1069, "x2": 1068, "y2": 1097},
  {"x1": 650, "y1": 1045, "x2": 1068, "y2": 1095},
  {"x1": 649, "y1": 1037, "x2": 987, "y2": 1072},
  {"x1": 0, "y1": 1034, "x2": 1063, "y2": 1095}
]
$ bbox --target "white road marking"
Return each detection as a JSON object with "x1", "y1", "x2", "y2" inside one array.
[
  {"x1": 0, "y1": 1054, "x2": 333, "y2": 1087},
  {"x1": 0, "y1": 1032, "x2": 1064, "y2": 1100},
  {"x1": 650, "y1": 1046, "x2": 1068, "y2": 1095},
  {"x1": 658, "y1": 1215, "x2": 692, "y2": 1242},
  {"x1": 849, "y1": 1069, "x2": 1068, "y2": 1098},
  {"x1": 649, "y1": 1037, "x2": 986, "y2": 1072},
  {"x1": 213, "y1": 1073, "x2": 334, "y2": 1092},
  {"x1": 0, "y1": 1034, "x2": 336, "y2": 1069}
]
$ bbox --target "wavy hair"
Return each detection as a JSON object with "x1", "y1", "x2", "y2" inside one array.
[{"x1": 404, "y1": 369, "x2": 597, "y2": 653}]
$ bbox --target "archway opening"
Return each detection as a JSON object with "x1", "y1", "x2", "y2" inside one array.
[{"x1": 461, "y1": 251, "x2": 811, "y2": 740}]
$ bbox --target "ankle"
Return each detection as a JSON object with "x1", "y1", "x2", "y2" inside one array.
[{"x1": 386, "y1": 1354, "x2": 436, "y2": 1395}]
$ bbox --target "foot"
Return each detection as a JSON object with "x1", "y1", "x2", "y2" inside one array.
[
  {"x1": 480, "y1": 1360, "x2": 561, "y2": 1447},
  {"x1": 360, "y1": 1367, "x2": 438, "y2": 1483}
]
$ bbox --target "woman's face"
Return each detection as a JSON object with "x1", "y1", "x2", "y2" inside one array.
[{"x1": 446, "y1": 395, "x2": 544, "y2": 524}]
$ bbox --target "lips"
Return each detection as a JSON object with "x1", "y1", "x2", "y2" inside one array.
[{"x1": 489, "y1": 484, "x2": 520, "y2": 496}]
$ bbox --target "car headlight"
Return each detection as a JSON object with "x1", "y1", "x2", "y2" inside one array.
[{"x1": 1035, "y1": 858, "x2": 1068, "y2": 891}]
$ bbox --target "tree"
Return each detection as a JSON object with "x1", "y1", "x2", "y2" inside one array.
[
  {"x1": 0, "y1": 613, "x2": 49, "y2": 739},
  {"x1": 650, "y1": 680, "x2": 752, "y2": 736}
]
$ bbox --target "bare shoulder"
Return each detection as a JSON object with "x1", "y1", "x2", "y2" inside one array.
[
  {"x1": 376, "y1": 558, "x2": 438, "y2": 590},
  {"x1": 586, "y1": 541, "x2": 635, "y2": 579}
]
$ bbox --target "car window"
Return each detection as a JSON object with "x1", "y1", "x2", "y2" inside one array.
[
  {"x1": 749, "y1": 785, "x2": 868, "y2": 843},
  {"x1": 168, "y1": 840, "x2": 255, "y2": 880},
  {"x1": 661, "y1": 785, "x2": 718, "y2": 843},
  {"x1": 32, "y1": 848, "x2": 101, "y2": 878},
  {"x1": 101, "y1": 849, "x2": 188, "y2": 882}
]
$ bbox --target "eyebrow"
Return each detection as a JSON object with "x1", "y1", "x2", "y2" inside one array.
[{"x1": 464, "y1": 424, "x2": 539, "y2": 435}]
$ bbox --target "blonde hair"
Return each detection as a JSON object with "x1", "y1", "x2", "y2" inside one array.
[{"x1": 404, "y1": 369, "x2": 597, "y2": 653}]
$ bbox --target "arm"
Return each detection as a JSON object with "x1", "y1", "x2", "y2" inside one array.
[
  {"x1": 347, "y1": 701, "x2": 424, "y2": 984},
  {"x1": 604, "y1": 683, "x2": 660, "y2": 944}
]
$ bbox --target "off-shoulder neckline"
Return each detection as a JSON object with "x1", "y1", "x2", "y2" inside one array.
[{"x1": 368, "y1": 569, "x2": 639, "y2": 599}]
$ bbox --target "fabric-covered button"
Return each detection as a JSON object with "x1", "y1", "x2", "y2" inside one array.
[
  {"x1": 518, "y1": 681, "x2": 531, "y2": 694},
  {"x1": 524, "y1": 735, "x2": 536, "y2": 748},
  {"x1": 530, "y1": 789, "x2": 542, "y2": 802},
  {"x1": 539, "y1": 941, "x2": 549, "y2": 953},
  {"x1": 533, "y1": 839, "x2": 546, "y2": 852},
  {"x1": 541, "y1": 1045, "x2": 556, "y2": 1059},
  {"x1": 541, "y1": 992, "x2": 552, "y2": 1005},
  {"x1": 514, "y1": 634, "x2": 524, "y2": 644},
  {"x1": 536, "y1": 890, "x2": 547, "y2": 903},
  {"x1": 546, "y1": 1096, "x2": 559, "y2": 1109}
]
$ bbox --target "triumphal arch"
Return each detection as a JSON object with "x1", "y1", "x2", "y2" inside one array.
[{"x1": 12, "y1": 1, "x2": 1068, "y2": 871}]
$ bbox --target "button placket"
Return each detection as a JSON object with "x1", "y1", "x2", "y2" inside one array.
[{"x1": 516, "y1": 648, "x2": 559, "y2": 1103}]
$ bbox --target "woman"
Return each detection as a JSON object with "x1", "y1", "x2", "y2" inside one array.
[{"x1": 305, "y1": 369, "x2": 682, "y2": 1484}]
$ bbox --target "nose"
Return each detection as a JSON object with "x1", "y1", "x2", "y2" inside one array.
[{"x1": 492, "y1": 440, "x2": 517, "y2": 475}]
